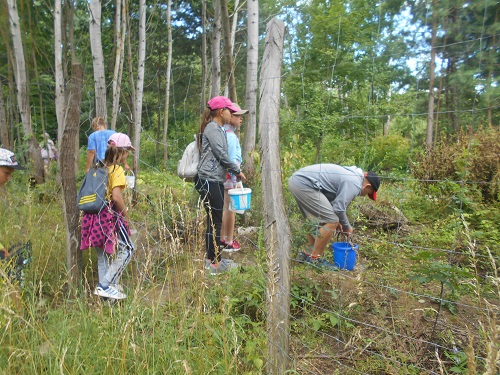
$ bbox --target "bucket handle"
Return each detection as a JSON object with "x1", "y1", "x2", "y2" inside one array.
[
  {"x1": 126, "y1": 170, "x2": 135, "y2": 177},
  {"x1": 336, "y1": 232, "x2": 357, "y2": 252}
]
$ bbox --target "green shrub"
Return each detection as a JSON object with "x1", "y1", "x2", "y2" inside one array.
[{"x1": 411, "y1": 127, "x2": 500, "y2": 202}]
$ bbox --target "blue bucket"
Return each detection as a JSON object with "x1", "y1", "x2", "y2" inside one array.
[
  {"x1": 228, "y1": 188, "x2": 252, "y2": 211},
  {"x1": 332, "y1": 242, "x2": 358, "y2": 270}
]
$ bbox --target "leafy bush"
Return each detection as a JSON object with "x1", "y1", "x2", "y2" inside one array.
[
  {"x1": 361, "y1": 134, "x2": 411, "y2": 172},
  {"x1": 411, "y1": 127, "x2": 500, "y2": 202}
]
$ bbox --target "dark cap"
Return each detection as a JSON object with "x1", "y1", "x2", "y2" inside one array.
[{"x1": 365, "y1": 171, "x2": 380, "y2": 201}]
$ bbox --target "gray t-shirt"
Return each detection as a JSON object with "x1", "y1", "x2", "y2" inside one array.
[{"x1": 292, "y1": 164, "x2": 363, "y2": 229}]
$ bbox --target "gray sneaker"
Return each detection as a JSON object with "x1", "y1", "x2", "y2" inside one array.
[
  {"x1": 296, "y1": 251, "x2": 309, "y2": 262},
  {"x1": 206, "y1": 258, "x2": 239, "y2": 275},
  {"x1": 305, "y1": 256, "x2": 339, "y2": 271},
  {"x1": 95, "y1": 284, "x2": 127, "y2": 299}
]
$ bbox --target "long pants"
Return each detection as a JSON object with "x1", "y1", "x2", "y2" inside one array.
[
  {"x1": 195, "y1": 177, "x2": 224, "y2": 263},
  {"x1": 95, "y1": 220, "x2": 134, "y2": 287}
]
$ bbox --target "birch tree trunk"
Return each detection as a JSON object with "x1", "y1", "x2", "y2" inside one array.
[
  {"x1": 0, "y1": 81, "x2": 9, "y2": 149},
  {"x1": 110, "y1": 0, "x2": 126, "y2": 130},
  {"x1": 426, "y1": 0, "x2": 437, "y2": 149},
  {"x1": 259, "y1": 18, "x2": 291, "y2": 375},
  {"x1": 210, "y1": 0, "x2": 221, "y2": 98},
  {"x1": 162, "y1": 0, "x2": 173, "y2": 163},
  {"x1": 55, "y1": 0, "x2": 66, "y2": 144},
  {"x1": 200, "y1": 0, "x2": 207, "y2": 113},
  {"x1": 220, "y1": 0, "x2": 237, "y2": 102},
  {"x1": 242, "y1": 0, "x2": 259, "y2": 178},
  {"x1": 7, "y1": 0, "x2": 44, "y2": 183},
  {"x1": 133, "y1": 0, "x2": 146, "y2": 179},
  {"x1": 61, "y1": 63, "x2": 84, "y2": 289},
  {"x1": 89, "y1": 0, "x2": 107, "y2": 120},
  {"x1": 230, "y1": 0, "x2": 240, "y2": 55}
]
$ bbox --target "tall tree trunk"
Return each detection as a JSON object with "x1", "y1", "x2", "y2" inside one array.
[
  {"x1": 0, "y1": 81, "x2": 9, "y2": 149},
  {"x1": 210, "y1": 0, "x2": 221, "y2": 97},
  {"x1": 162, "y1": 0, "x2": 173, "y2": 164},
  {"x1": 55, "y1": 0, "x2": 66, "y2": 144},
  {"x1": 259, "y1": 18, "x2": 291, "y2": 375},
  {"x1": 61, "y1": 63, "x2": 84, "y2": 290},
  {"x1": 126, "y1": 1, "x2": 136, "y2": 127},
  {"x1": 200, "y1": 0, "x2": 207, "y2": 113},
  {"x1": 230, "y1": 0, "x2": 240, "y2": 54},
  {"x1": 242, "y1": 0, "x2": 259, "y2": 178},
  {"x1": 111, "y1": 0, "x2": 126, "y2": 131},
  {"x1": 7, "y1": 0, "x2": 44, "y2": 183},
  {"x1": 133, "y1": 0, "x2": 146, "y2": 181},
  {"x1": 426, "y1": 0, "x2": 437, "y2": 149},
  {"x1": 89, "y1": 0, "x2": 107, "y2": 120},
  {"x1": 220, "y1": 0, "x2": 237, "y2": 102}
]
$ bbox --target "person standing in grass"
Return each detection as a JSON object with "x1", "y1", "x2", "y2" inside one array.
[
  {"x1": 196, "y1": 96, "x2": 246, "y2": 275},
  {"x1": 0, "y1": 147, "x2": 26, "y2": 312},
  {"x1": 85, "y1": 116, "x2": 116, "y2": 173},
  {"x1": 289, "y1": 164, "x2": 380, "y2": 270},
  {"x1": 0, "y1": 148, "x2": 26, "y2": 257},
  {"x1": 220, "y1": 103, "x2": 248, "y2": 253},
  {"x1": 80, "y1": 133, "x2": 135, "y2": 299}
]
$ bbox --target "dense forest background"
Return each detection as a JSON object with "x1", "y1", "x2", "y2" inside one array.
[
  {"x1": 0, "y1": 0, "x2": 498, "y2": 173},
  {"x1": 0, "y1": 1, "x2": 499, "y2": 374}
]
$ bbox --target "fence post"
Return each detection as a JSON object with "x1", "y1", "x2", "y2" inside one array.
[{"x1": 259, "y1": 17, "x2": 291, "y2": 375}]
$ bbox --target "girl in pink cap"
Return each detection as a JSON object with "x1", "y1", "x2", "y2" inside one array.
[
  {"x1": 195, "y1": 96, "x2": 246, "y2": 275},
  {"x1": 80, "y1": 133, "x2": 135, "y2": 299}
]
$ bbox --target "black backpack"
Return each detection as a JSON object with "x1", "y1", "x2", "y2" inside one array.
[{"x1": 77, "y1": 165, "x2": 108, "y2": 213}]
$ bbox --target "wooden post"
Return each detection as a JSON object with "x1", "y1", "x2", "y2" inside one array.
[
  {"x1": 259, "y1": 18, "x2": 291, "y2": 375},
  {"x1": 61, "y1": 63, "x2": 84, "y2": 289}
]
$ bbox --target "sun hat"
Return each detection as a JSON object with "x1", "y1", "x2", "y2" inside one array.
[
  {"x1": 232, "y1": 103, "x2": 249, "y2": 115},
  {"x1": 365, "y1": 171, "x2": 380, "y2": 201},
  {"x1": 0, "y1": 148, "x2": 25, "y2": 170},
  {"x1": 108, "y1": 133, "x2": 135, "y2": 150},
  {"x1": 207, "y1": 96, "x2": 240, "y2": 112}
]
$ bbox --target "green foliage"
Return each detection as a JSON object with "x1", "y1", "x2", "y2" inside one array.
[
  {"x1": 361, "y1": 134, "x2": 411, "y2": 172},
  {"x1": 411, "y1": 127, "x2": 500, "y2": 202},
  {"x1": 410, "y1": 251, "x2": 473, "y2": 293}
]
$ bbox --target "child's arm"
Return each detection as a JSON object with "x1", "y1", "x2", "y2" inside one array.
[{"x1": 112, "y1": 186, "x2": 129, "y2": 221}]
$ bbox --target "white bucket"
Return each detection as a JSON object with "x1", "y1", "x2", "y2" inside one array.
[
  {"x1": 228, "y1": 187, "x2": 252, "y2": 211},
  {"x1": 126, "y1": 171, "x2": 135, "y2": 189}
]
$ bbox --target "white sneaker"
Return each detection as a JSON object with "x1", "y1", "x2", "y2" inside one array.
[
  {"x1": 95, "y1": 284, "x2": 127, "y2": 299},
  {"x1": 206, "y1": 259, "x2": 238, "y2": 275}
]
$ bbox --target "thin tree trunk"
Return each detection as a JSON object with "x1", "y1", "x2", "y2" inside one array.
[
  {"x1": 126, "y1": 0, "x2": 136, "y2": 125},
  {"x1": 133, "y1": 0, "x2": 146, "y2": 182},
  {"x1": 0, "y1": 81, "x2": 9, "y2": 149},
  {"x1": 7, "y1": 0, "x2": 44, "y2": 183},
  {"x1": 259, "y1": 18, "x2": 291, "y2": 375},
  {"x1": 200, "y1": 0, "x2": 207, "y2": 114},
  {"x1": 111, "y1": 0, "x2": 126, "y2": 130},
  {"x1": 220, "y1": 0, "x2": 237, "y2": 102},
  {"x1": 89, "y1": 0, "x2": 107, "y2": 120},
  {"x1": 210, "y1": 0, "x2": 221, "y2": 98},
  {"x1": 162, "y1": 0, "x2": 173, "y2": 164},
  {"x1": 242, "y1": 0, "x2": 259, "y2": 178},
  {"x1": 55, "y1": 0, "x2": 66, "y2": 144},
  {"x1": 230, "y1": 0, "x2": 240, "y2": 55},
  {"x1": 426, "y1": 0, "x2": 437, "y2": 149},
  {"x1": 61, "y1": 63, "x2": 84, "y2": 289}
]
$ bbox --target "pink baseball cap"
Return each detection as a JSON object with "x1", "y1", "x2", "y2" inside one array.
[
  {"x1": 207, "y1": 96, "x2": 239, "y2": 112},
  {"x1": 108, "y1": 133, "x2": 135, "y2": 150}
]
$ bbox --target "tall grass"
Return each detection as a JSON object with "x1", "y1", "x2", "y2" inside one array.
[{"x1": 1, "y1": 175, "x2": 267, "y2": 374}]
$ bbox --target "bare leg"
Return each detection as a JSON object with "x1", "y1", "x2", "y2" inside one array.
[{"x1": 310, "y1": 222, "x2": 339, "y2": 257}]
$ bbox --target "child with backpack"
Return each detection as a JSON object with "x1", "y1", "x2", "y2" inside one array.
[{"x1": 80, "y1": 133, "x2": 135, "y2": 300}]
